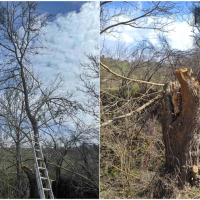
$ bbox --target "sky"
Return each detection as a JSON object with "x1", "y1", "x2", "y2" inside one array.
[
  {"x1": 33, "y1": 1, "x2": 99, "y2": 87},
  {"x1": 38, "y1": 1, "x2": 87, "y2": 16},
  {"x1": 0, "y1": 2, "x2": 99, "y2": 145},
  {"x1": 104, "y1": 20, "x2": 193, "y2": 50},
  {"x1": 28, "y1": 1, "x2": 99, "y2": 126},
  {"x1": 101, "y1": 1, "x2": 194, "y2": 51}
]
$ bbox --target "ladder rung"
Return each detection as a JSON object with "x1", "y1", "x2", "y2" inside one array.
[
  {"x1": 33, "y1": 142, "x2": 40, "y2": 144},
  {"x1": 37, "y1": 158, "x2": 43, "y2": 160},
  {"x1": 41, "y1": 177, "x2": 48, "y2": 180},
  {"x1": 33, "y1": 135, "x2": 39, "y2": 138},
  {"x1": 38, "y1": 167, "x2": 46, "y2": 170},
  {"x1": 43, "y1": 188, "x2": 51, "y2": 191},
  {"x1": 35, "y1": 149, "x2": 40, "y2": 152}
]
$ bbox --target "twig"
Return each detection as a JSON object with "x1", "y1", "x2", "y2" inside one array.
[
  {"x1": 46, "y1": 162, "x2": 99, "y2": 190},
  {"x1": 100, "y1": 62, "x2": 164, "y2": 86},
  {"x1": 101, "y1": 94, "x2": 163, "y2": 127},
  {"x1": 0, "y1": 179, "x2": 24, "y2": 195}
]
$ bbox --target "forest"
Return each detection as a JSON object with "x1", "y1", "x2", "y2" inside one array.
[
  {"x1": 100, "y1": 1, "x2": 200, "y2": 199},
  {"x1": 0, "y1": 2, "x2": 99, "y2": 199}
]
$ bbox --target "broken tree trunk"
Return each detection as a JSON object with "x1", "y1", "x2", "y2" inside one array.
[
  {"x1": 162, "y1": 68, "x2": 200, "y2": 186},
  {"x1": 21, "y1": 165, "x2": 40, "y2": 199}
]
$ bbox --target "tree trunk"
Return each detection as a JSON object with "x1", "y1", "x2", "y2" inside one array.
[
  {"x1": 16, "y1": 139, "x2": 22, "y2": 198},
  {"x1": 162, "y1": 68, "x2": 200, "y2": 186},
  {"x1": 56, "y1": 157, "x2": 63, "y2": 183},
  {"x1": 21, "y1": 165, "x2": 40, "y2": 199},
  {"x1": 20, "y1": 62, "x2": 44, "y2": 190}
]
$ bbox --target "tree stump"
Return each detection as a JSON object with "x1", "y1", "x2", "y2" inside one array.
[
  {"x1": 162, "y1": 68, "x2": 200, "y2": 186},
  {"x1": 21, "y1": 165, "x2": 40, "y2": 199}
]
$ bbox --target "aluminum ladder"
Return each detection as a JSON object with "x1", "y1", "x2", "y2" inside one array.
[{"x1": 30, "y1": 133, "x2": 54, "y2": 199}]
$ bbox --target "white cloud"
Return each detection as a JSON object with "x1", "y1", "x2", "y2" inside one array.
[
  {"x1": 121, "y1": 33, "x2": 134, "y2": 43},
  {"x1": 168, "y1": 21, "x2": 193, "y2": 50},
  {"x1": 31, "y1": 1, "x2": 99, "y2": 91},
  {"x1": 28, "y1": 1, "x2": 99, "y2": 126},
  {"x1": 103, "y1": 15, "x2": 193, "y2": 51}
]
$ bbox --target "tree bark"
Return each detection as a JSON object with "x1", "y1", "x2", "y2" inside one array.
[
  {"x1": 21, "y1": 165, "x2": 40, "y2": 199},
  {"x1": 56, "y1": 157, "x2": 64, "y2": 183},
  {"x1": 16, "y1": 138, "x2": 22, "y2": 198},
  {"x1": 162, "y1": 68, "x2": 200, "y2": 186}
]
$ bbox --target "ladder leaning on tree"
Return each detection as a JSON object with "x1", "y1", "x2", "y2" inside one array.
[{"x1": 30, "y1": 132, "x2": 54, "y2": 199}]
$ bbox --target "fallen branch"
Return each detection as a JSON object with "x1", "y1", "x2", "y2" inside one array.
[
  {"x1": 100, "y1": 61, "x2": 164, "y2": 86},
  {"x1": 100, "y1": 90, "x2": 125, "y2": 101},
  {"x1": 100, "y1": 94, "x2": 163, "y2": 127}
]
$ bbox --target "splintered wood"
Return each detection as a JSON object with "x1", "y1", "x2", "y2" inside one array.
[
  {"x1": 172, "y1": 68, "x2": 200, "y2": 115},
  {"x1": 172, "y1": 82, "x2": 181, "y2": 116},
  {"x1": 163, "y1": 67, "x2": 200, "y2": 186},
  {"x1": 191, "y1": 165, "x2": 198, "y2": 180},
  {"x1": 175, "y1": 68, "x2": 199, "y2": 89}
]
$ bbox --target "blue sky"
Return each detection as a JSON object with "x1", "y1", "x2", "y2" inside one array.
[
  {"x1": 0, "y1": 2, "x2": 98, "y2": 146},
  {"x1": 30, "y1": 1, "x2": 99, "y2": 125},
  {"x1": 38, "y1": 1, "x2": 87, "y2": 16},
  {"x1": 101, "y1": 1, "x2": 194, "y2": 51},
  {"x1": 33, "y1": 1, "x2": 99, "y2": 78}
]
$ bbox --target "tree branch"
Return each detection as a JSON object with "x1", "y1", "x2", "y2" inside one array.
[
  {"x1": 100, "y1": 2, "x2": 160, "y2": 34},
  {"x1": 100, "y1": 61, "x2": 164, "y2": 86},
  {"x1": 46, "y1": 162, "x2": 99, "y2": 190},
  {"x1": 101, "y1": 94, "x2": 163, "y2": 127},
  {"x1": 100, "y1": 1, "x2": 112, "y2": 6}
]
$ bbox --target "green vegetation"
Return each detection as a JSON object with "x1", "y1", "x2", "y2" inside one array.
[{"x1": 0, "y1": 144, "x2": 99, "y2": 199}]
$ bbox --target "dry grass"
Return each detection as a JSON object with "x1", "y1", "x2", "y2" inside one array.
[
  {"x1": 100, "y1": 58, "x2": 200, "y2": 198},
  {"x1": 100, "y1": 89, "x2": 165, "y2": 198}
]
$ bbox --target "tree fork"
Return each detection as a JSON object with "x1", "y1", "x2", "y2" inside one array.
[{"x1": 162, "y1": 68, "x2": 200, "y2": 186}]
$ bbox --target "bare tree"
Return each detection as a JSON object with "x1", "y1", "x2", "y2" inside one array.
[
  {"x1": 100, "y1": 1, "x2": 184, "y2": 99},
  {"x1": 100, "y1": 1, "x2": 180, "y2": 35},
  {"x1": 0, "y1": 88, "x2": 27, "y2": 198},
  {"x1": 76, "y1": 53, "x2": 99, "y2": 123},
  {"x1": 99, "y1": 1, "x2": 200, "y2": 198},
  {"x1": 0, "y1": 2, "x2": 84, "y2": 198}
]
